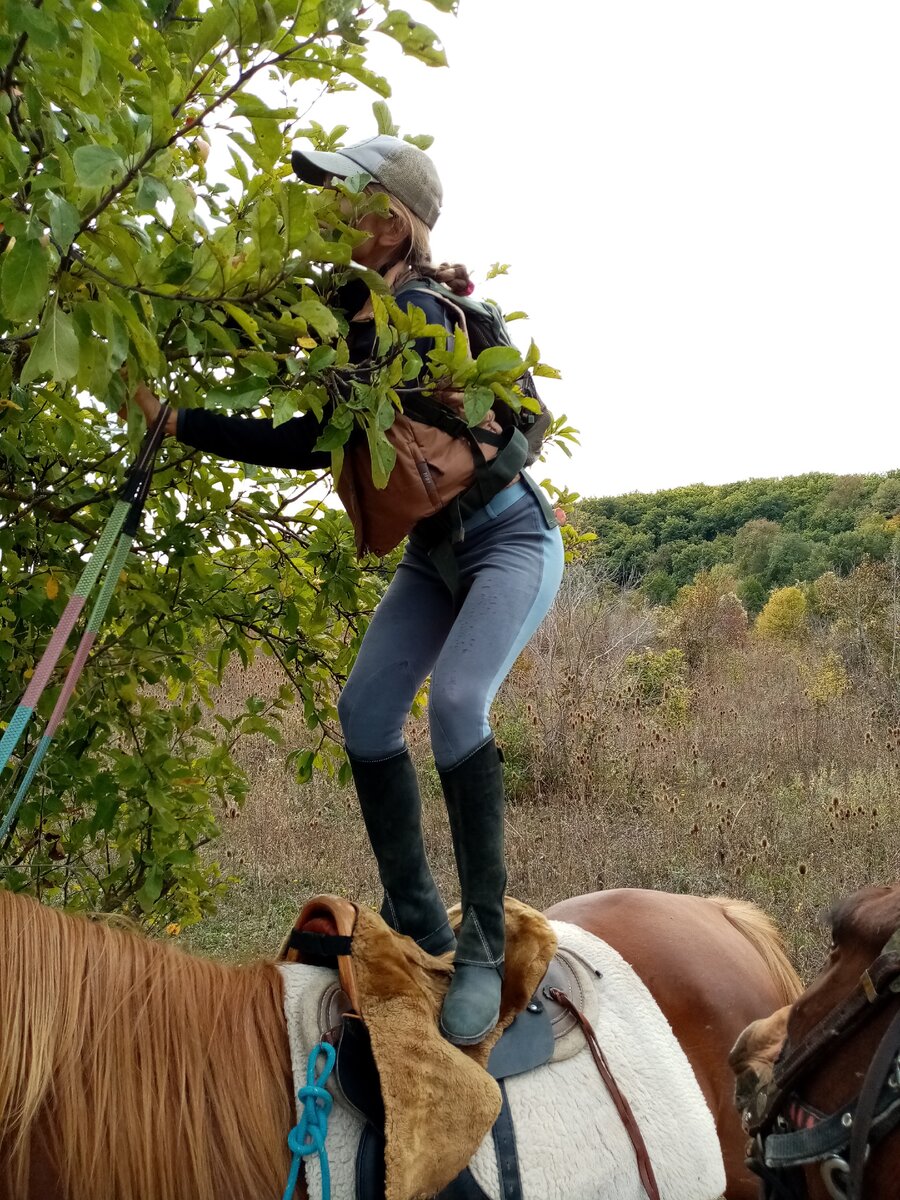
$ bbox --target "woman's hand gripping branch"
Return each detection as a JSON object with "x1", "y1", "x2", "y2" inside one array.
[{"x1": 120, "y1": 376, "x2": 178, "y2": 436}]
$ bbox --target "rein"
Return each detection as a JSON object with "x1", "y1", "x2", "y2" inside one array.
[{"x1": 748, "y1": 926, "x2": 900, "y2": 1200}]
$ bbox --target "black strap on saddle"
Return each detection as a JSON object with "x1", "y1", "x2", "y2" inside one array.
[
  {"x1": 283, "y1": 928, "x2": 353, "y2": 960},
  {"x1": 349, "y1": 988, "x2": 557, "y2": 1200}
]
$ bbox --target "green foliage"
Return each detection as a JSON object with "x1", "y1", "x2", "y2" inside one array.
[
  {"x1": 669, "y1": 568, "x2": 747, "y2": 664},
  {"x1": 755, "y1": 586, "x2": 808, "y2": 642},
  {"x1": 809, "y1": 549, "x2": 900, "y2": 679},
  {"x1": 804, "y1": 651, "x2": 849, "y2": 706},
  {"x1": 577, "y1": 470, "x2": 900, "y2": 611},
  {"x1": 0, "y1": 0, "x2": 456, "y2": 924},
  {"x1": 624, "y1": 648, "x2": 691, "y2": 725}
]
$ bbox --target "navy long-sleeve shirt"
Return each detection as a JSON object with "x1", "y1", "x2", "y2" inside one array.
[{"x1": 177, "y1": 283, "x2": 453, "y2": 471}]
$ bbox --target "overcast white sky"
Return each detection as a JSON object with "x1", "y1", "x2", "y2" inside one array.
[{"x1": 279, "y1": 1, "x2": 900, "y2": 499}]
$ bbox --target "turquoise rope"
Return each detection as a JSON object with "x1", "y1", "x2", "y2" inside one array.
[
  {"x1": 283, "y1": 1041, "x2": 336, "y2": 1200},
  {"x1": 0, "y1": 707, "x2": 33, "y2": 779},
  {"x1": 0, "y1": 735, "x2": 50, "y2": 844}
]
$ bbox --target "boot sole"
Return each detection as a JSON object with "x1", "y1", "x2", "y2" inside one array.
[{"x1": 439, "y1": 1012, "x2": 499, "y2": 1046}]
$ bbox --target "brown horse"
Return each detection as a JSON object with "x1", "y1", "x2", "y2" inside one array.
[
  {"x1": 0, "y1": 886, "x2": 799, "y2": 1200},
  {"x1": 729, "y1": 884, "x2": 900, "y2": 1200}
]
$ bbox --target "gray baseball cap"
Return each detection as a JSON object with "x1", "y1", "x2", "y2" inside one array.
[{"x1": 291, "y1": 134, "x2": 442, "y2": 229}]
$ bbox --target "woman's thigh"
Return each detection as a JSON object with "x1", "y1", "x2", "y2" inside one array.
[
  {"x1": 428, "y1": 499, "x2": 564, "y2": 769},
  {"x1": 338, "y1": 553, "x2": 456, "y2": 759}
]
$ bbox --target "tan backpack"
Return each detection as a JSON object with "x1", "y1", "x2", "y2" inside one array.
[{"x1": 335, "y1": 385, "x2": 506, "y2": 557}]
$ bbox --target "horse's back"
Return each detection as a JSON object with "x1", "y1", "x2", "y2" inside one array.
[
  {"x1": 545, "y1": 887, "x2": 792, "y2": 1200},
  {"x1": 545, "y1": 887, "x2": 790, "y2": 1023}
]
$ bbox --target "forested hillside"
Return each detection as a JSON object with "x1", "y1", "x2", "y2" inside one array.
[{"x1": 577, "y1": 471, "x2": 900, "y2": 609}]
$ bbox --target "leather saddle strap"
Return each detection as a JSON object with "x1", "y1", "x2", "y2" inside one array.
[
  {"x1": 847, "y1": 1005, "x2": 900, "y2": 1200},
  {"x1": 548, "y1": 988, "x2": 661, "y2": 1200}
]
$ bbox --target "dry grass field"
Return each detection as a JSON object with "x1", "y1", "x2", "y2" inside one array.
[{"x1": 183, "y1": 568, "x2": 900, "y2": 981}]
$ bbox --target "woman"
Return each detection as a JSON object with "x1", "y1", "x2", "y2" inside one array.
[{"x1": 131, "y1": 136, "x2": 565, "y2": 1044}]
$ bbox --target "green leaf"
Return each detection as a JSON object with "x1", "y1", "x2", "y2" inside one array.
[
  {"x1": 73, "y1": 144, "x2": 124, "y2": 188},
  {"x1": 0, "y1": 237, "x2": 50, "y2": 323},
  {"x1": 463, "y1": 385, "x2": 494, "y2": 427},
  {"x1": 137, "y1": 866, "x2": 164, "y2": 911},
  {"x1": 80, "y1": 25, "x2": 101, "y2": 95},
  {"x1": 306, "y1": 345, "x2": 336, "y2": 374},
  {"x1": 233, "y1": 94, "x2": 296, "y2": 120},
  {"x1": 293, "y1": 749, "x2": 315, "y2": 784},
  {"x1": 372, "y1": 100, "x2": 398, "y2": 136},
  {"x1": 135, "y1": 175, "x2": 169, "y2": 211},
  {"x1": 272, "y1": 392, "x2": 297, "y2": 427},
  {"x1": 190, "y1": 3, "x2": 233, "y2": 67},
  {"x1": 295, "y1": 298, "x2": 339, "y2": 340},
  {"x1": 476, "y1": 345, "x2": 522, "y2": 376},
  {"x1": 314, "y1": 414, "x2": 354, "y2": 452},
  {"x1": 48, "y1": 194, "x2": 81, "y2": 249},
  {"x1": 532, "y1": 363, "x2": 562, "y2": 379},
  {"x1": 366, "y1": 423, "x2": 396, "y2": 489},
  {"x1": 376, "y1": 12, "x2": 447, "y2": 67},
  {"x1": 20, "y1": 304, "x2": 80, "y2": 383},
  {"x1": 206, "y1": 377, "x2": 269, "y2": 410},
  {"x1": 220, "y1": 302, "x2": 261, "y2": 344}
]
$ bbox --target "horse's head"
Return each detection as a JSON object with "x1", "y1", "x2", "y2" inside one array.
[
  {"x1": 790, "y1": 885, "x2": 900, "y2": 1048},
  {"x1": 736, "y1": 884, "x2": 900, "y2": 1200}
]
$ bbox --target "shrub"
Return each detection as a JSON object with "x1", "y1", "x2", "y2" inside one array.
[{"x1": 756, "y1": 587, "x2": 808, "y2": 642}]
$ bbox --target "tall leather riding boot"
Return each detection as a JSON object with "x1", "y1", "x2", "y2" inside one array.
[
  {"x1": 348, "y1": 748, "x2": 456, "y2": 956},
  {"x1": 438, "y1": 737, "x2": 507, "y2": 1045}
]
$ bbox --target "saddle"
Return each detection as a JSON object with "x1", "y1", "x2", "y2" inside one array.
[{"x1": 279, "y1": 895, "x2": 569, "y2": 1200}]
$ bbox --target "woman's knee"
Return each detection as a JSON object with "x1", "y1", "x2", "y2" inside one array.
[
  {"x1": 338, "y1": 673, "x2": 408, "y2": 760},
  {"x1": 428, "y1": 683, "x2": 488, "y2": 769}
]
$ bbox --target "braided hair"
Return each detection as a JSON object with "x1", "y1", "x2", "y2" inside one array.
[{"x1": 384, "y1": 192, "x2": 474, "y2": 297}]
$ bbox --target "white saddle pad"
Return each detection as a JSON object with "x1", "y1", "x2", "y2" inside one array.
[{"x1": 280, "y1": 919, "x2": 726, "y2": 1200}]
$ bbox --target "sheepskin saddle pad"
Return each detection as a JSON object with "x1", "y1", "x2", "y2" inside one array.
[
  {"x1": 278, "y1": 901, "x2": 727, "y2": 1200},
  {"x1": 279, "y1": 895, "x2": 557, "y2": 1200}
]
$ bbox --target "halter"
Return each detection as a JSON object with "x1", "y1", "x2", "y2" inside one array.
[{"x1": 745, "y1": 926, "x2": 900, "y2": 1200}]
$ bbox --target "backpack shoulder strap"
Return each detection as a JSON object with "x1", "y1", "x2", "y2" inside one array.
[{"x1": 397, "y1": 284, "x2": 469, "y2": 350}]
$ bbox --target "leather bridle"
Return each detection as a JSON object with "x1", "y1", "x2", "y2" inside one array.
[{"x1": 744, "y1": 927, "x2": 900, "y2": 1200}]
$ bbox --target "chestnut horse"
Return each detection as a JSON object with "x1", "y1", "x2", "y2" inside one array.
[
  {"x1": 730, "y1": 884, "x2": 900, "y2": 1200},
  {"x1": 0, "y1": 886, "x2": 799, "y2": 1200}
]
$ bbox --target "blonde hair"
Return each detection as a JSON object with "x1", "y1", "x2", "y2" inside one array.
[
  {"x1": 0, "y1": 888, "x2": 295, "y2": 1200},
  {"x1": 386, "y1": 193, "x2": 433, "y2": 273},
  {"x1": 373, "y1": 187, "x2": 473, "y2": 295}
]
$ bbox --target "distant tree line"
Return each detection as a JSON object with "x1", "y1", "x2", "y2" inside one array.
[{"x1": 577, "y1": 471, "x2": 900, "y2": 610}]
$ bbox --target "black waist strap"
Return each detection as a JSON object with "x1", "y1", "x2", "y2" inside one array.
[{"x1": 411, "y1": 427, "x2": 531, "y2": 600}]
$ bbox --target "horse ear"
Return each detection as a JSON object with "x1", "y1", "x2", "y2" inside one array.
[
  {"x1": 733, "y1": 1005, "x2": 791, "y2": 1068},
  {"x1": 845, "y1": 885, "x2": 900, "y2": 950},
  {"x1": 728, "y1": 1006, "x2": 792, "y2": 1114}
]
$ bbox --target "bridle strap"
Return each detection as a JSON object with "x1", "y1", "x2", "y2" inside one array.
[
  {"x1": 847, "y1": 1005, "x2": 900, "y2": 1199},
  {"x1": 749, "y1": 945, "x2": 900, "y2": 1138}
]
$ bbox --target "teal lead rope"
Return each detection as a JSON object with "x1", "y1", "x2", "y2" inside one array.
[{"x1": 282, "y1": 1041, "x2": 336, "y2": 1200}]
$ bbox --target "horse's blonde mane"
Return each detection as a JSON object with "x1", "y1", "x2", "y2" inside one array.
[
  {"x1": 0, "y1": 888, "x2": 293, "y2": 1200},
  {"x1": 706, "y1": 895, "x2": 803, "y2": 1005}
]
